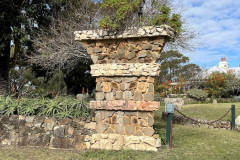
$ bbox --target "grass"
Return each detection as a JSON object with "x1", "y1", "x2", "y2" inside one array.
[
  {"x1": 172, "y1": 102, "x2": 240, "y2": 121},
  {"x1": 1, "y1": 102, "x2": 240, "y2": 160}
]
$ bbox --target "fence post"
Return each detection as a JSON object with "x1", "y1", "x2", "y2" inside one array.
[
  {"x1": 166, "y1": 113, "x2": 173, "y2": 147},
  {"x1": 231, "y1": 104, "x2": 235, "y2": 130}
]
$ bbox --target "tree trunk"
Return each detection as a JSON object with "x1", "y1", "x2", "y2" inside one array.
[{"x1": 0, "y1": 25, "x2": 11, "y2": 96}]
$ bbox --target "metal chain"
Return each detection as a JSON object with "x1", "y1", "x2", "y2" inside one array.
[{"x1": 174, "y1": 107, "x2": 232, "y2": 124}]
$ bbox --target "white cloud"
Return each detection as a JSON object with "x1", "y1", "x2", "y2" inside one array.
[{"x1": 178, "y1": 0, "x2": 240, "y2": 68}]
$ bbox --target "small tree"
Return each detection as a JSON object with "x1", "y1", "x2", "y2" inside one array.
[
  {"x1": 204, "y1": 72, "x2": 227, "y2": 98},
  {"x1": 187, "y1": 88, "x2": 208, "y2": 102}
]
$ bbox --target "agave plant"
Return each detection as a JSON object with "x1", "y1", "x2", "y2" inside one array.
[{"x1": 2, "y1": 96, "x2": 20, "y2": 115}]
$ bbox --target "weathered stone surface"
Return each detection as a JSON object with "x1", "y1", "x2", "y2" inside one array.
[
  {"x1": 147, "y1": 116, "x2": 154, "y2": 127},
  {"x1": 105, "y1": 92, "x2": 113, "y2": 101},
  {"x1": 131, "y1": 116, "x2": 138, "y2": 125},
  {"x1": 111, "y1": 114, "x2": 118, "y2": 124},
  {"x1": 101, "y1": 82, "x2": 112, "y2": 92},
  {"x1": 111, "y1": 82, "x2": 120, "y2": 90},
  {"x1": 142, "y1": 127, "x2": 154, "y2": 136},
  {"x1": 96, "y1": 124, "x2": 108, "y2": 133},
  {"x1": 115, "y1": 91, "x2": 123, "y2": 100},
  {"x1": 123, "y1": 91, "x2": 132, "y2": 100},
  {"x1": 49, "y1": 137, "x2": 74, "y2": 149},
  {"x1": 105, "y1": 128, "x2": 115, "y2": 134},
  {"x1": 25, "y1": 116, "x2": 34, "y2": 123},
  {"x1": 53, "y1": 126, "x2": 65, "y2": 137},
  {"x1": 141, "y1": 137, "x2": 156, "y2": 146},
  {"x1": 59, "y1": 118, "x2": 73, "y2": 125},
  {"x1": 43, "y1": 118, "x2": 56, "y2": 130},
  {"x1": 137, "y1": 82, "x2": 147, "y2": 93},
  {"x1": 235, "y1": 116, "x2": 240, "y2": 125},
  {"x1": 133, "y1": 130, "x2": 144, "y2": 136},
  {"x1": 125, "y1": 126, "x2": 135, "y2": 135},
  {"x1": 90, "y1": 100, "x2": 159, "y2": 111},
  {"x1": 142, "y1": 44, "x2": 152, "y2": 50},
  {"x1": 143, "y1": 92, "x2": 154, "y2": 101},
  {"x1": 113, "y1": 135, "x2": 124, "y2": 150},
  {"x1": 123, "y1": 116, "x2": 131, "y2": 125},
  {"x1": 84, "y1": 122, "x2": 96, "y2": 130},
  {"x1": 115, "y1": 124, "x2": 124, "y2": 134},
  {"x1": 148, "y1": 83, "x2": 154, "y2": 92},
  {"x1": 95, "y1": 92, "x2": 105, "y2": 101},
  {"x1": 96, "y1": 82, "x2": 102, "y2": 91},
  {"x1": 128, "y1": 81, "x2": 138, "y2": 90},
  {"x1": 19, "y1": 136, "x2": 30, "y2": 146},
  {"x1": 29, "y1": 134, "x2": 50, "y2": 147},
  {"x1": 65, "y1": 126, "x2": 74, "y2": 136},
  {"x1": 73, "y1": 135, "x2": 86, "y2": 150},
  {"x1": 120, "y1": 82, "x2": 128, "y2": 91},
  {"x1": 133, "y1": 92, "x2": 143, "y2": 101}
]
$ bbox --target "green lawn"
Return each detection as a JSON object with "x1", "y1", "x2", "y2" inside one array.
[{"x1": 1, "y1": 102, "x2": 240, "y2": 160}]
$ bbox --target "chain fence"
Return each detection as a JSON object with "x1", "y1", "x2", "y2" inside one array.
[{"x1": 174, "y1": 106, "x2": 233, "y2": 124}]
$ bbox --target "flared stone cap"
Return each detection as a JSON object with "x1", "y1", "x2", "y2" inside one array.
[{"x1": 74, "y1": 25, "x2": 174, "y2": 41}]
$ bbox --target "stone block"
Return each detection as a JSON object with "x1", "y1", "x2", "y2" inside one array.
[
  {"x1": 143, "y1": 92, "x2": 154, "y2": 101},
  {"x1": 73, "y1": 135, "x2": 86, "y2": 150},
  {"x1": 111, "y1": 82, "x2": 120, "y2": 90},
  {"x1": 33, "y1": 116, "x2": 44, "y2": 125},
  {"x1": 95, "y1": 92, "x2": 105, "y2": 101},
  {"x1": 131, "y1": 116, "x2": 139, "y2": 125},
  {"x1": 65, "y1": 126, "x2": 74, "y2": 136},
  {"x1": 59, "y1": 118, "x2": 73, "y2": 125},
  {"x1": 142, "y1": 127, "x2": 154, "y2": 136},
  {"x1": 123, "y1": 116, "x2": 131, "y2": 125},
  {"x1": 105, "y1": 92, "x2": 113, "y2": 101},
  {"x1": 102, "y1": 111, "x2": 114, "y2": 118},
  {"x1": 91, "y1": 55, "x2": 98, "y2": 63},
  {"x1": 147, "y1": 83, "x2": 154, "y2": 92},
  {"x1": 128, "y1": 81, "x2": 138, "y2": 90},
  {"x1": 117, "y1": 49, "x2": 126, "y2": 60},
  {"x1": 125, "y1": 125, "x2": 136, "y2": 135},
  {"x1": 147, "y1": 116, "x2": 154, "y2": 126},
  {"x1": 133, "y1": 92, "x2": 143, "y2": 101},
  {"x1": 120, "y1": 82, "x2": 128, "y2": 90},
  {"x1": 137, "y1": 112, "x2": 149, "y2": 119},
  {"x1": 139, "y1": 119, "x2": 148, "y2": 127},
  {"x1": 115, "y1": 91, "x2": 123, "y2": 100},
  {"x1": 137, "y1": 82, "x2": 148, "y2": 93},
  {"x1": 111, "y1": 114, "x2": 118, "y2": 124},
  {"x1": 115, "y1": 124, "x2": 124, "y2": 134},
  {"x1": 141, "y1": 137, "x2": 156, "y2": 146},
  {"x1": 96, "y1": 124, "x2": 108, "y2": 133},
  {"x1": 96, "y1": 82, "x2": 102, "y2": 91},
  {"x1": 113, "y1": 136, "x2": 124, "y2": 150},
  {"x1": 133, "y1": 130, "x2": 144, "y2": 136},
  {"x1": 101, "y1": 82, "x2": 112, "y2": 92},
  {"x1": 93, "y1": 48, "x2": 102, "y2": 53},
  {"x1": 99, "y1": 139, "x2": 113, "y2": 150},
  {"x1": 91, "y1": 141, "x2": 100, "y2": 149},
  {"x1": 105, "y1": 128, "x2": 115, "y2": 134},
  {"x1": 29, "y1": 134, "x2": 50, "y2": 147},
  {"x1": 25, "y1": 116, "x2": 34, "y2": 123},
  {"x1": 84, "y1": 122, "x2": 96, "y2": 130},
  {"x1": 123, "y1": 91, "x2": 132, "y2": 100},
  {"x1": 53, "y1": 126, "x2": 65, "y2": 137},
  {"x1": 19, "y1": 136, "x2": 30, "y2": 146},
  {"x1": 49, "y1": 137, "x2": 74, "y2": 149}
]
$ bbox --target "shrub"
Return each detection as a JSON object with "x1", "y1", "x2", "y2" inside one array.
[
  {"x1": 0, "y1": 96, "x2": 90, "y2": 118},
  {"x1": 187, "y1": 89, "x2": 208, "y2": 101},
  {"x1": 154, "y1": 126, "x2": 166, "y2": 145}
]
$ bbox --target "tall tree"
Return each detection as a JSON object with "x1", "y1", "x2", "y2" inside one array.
[
  {"x1": 0, "y1": 0, "x2": 54, "y2": 95},
  {"x1": 156, "y1": 50, "x2": 201, "y2": 84}
]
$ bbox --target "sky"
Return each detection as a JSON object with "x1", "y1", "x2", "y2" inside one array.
[{"x1": 179, "y1": 0, "x2": 240, "y2": 69}]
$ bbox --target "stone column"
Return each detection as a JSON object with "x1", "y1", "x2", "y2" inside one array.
[{"x1": 75, "y1": 25, "x2": 174, "y2": 151}]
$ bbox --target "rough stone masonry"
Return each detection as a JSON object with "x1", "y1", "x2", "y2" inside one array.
[{"x1": 74, "y1": 25, "x2": 173, "y2": 151}]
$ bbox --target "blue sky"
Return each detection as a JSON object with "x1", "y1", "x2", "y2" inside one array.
[{"x1": 179, "y1": 0, "x2": 240, "y2": 69}]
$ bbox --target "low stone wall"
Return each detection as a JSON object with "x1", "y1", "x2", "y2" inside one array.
[
  {"x1": 0, "y1": 113, "x2": 160, "y2": 151},
  {"x1": 162, "y1": 112, "x2": 231, "y2": 129}
]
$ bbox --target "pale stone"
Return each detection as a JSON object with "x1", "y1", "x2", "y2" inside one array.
[
  {"x1": 96, "y1": 124, "x2": 108, "y2": 133},
  {"x1": 137, "y1": 82, "x2": 148, "y2": 93},
  {"x1": 53, "y1": 126, "x2": 65, "y2": 137},
  {"x1": 142, "y1": 44, "x2": 152, "y2": 50},
  {"x1": 105, "y1": 92, "x2": 113, "y2": 101},
  {"x1": 106, "y1": 128, "x2": 115, "y2": 134},
  {"x1": 95, "y1": 92, "x2": 105, "y2": 100},
  {"x1": 142, "y1": 127, "x2": 154, "y2": 136},
  {"x1": 125, "y1": 125, "x2": 136, "y2": 135},
  {"x1": 100, "y1": 139, "x2": 113, "y2": 150},
  {"x1": 93, "y1": 48, "x2": 102, "y2": 53},
  {"x1": 84, "y1": 122, "x2": 96, "y2": 130},
  {"x1": 123, "y1": 144, "x2": 136, "y2": 150},
  {"x1": 91, "y1": 134, "x2": 101, "y2": 143},
  {"x1": 115, "y1": 124, "x2": 124, "y2": 134},
  {"x1": 147, "y1": 116, "x2": 154, "y2": 126},
  {"x1": 18, "y1": 115, "x2": 25, "y2": 120},
  {"x1": 120, "y1": 83, "x2": 128, "y2": 90},
  {"x1": 84, "y1": 135, "x2": 91, "y2": 141},
  {"x1": 91, "y1": 141, "x2": 100, "y2": 149},
  {"x1": 113, "y1": 136, "x2": 124, "y2": 150},
  {"x1": 133, "y1": 130, "x2": 144, "y2": 136},
  {"x1": 137, "y1": 112, "x2": 149, "y2": 119},
  {"x1": 235, "y1": 116, "x2": 240, "y2": 125},
  {"x1": 91, "y1": 55, "x2": 98, "y2": 64},
  {"x1": 25, "y1": 116, "x2": 34, "y2": 123},
  {"x1": 95, "y1": 112, "x2": 103, "y2": 123},
  {"x1": 86, "y1": 142, "x2": 91, "y2": 149},
  {"x1": 115, "y1": 91, "x2": 123, "y2": 100},
  {"x1": 96, "y1": 82, "x2": 102, "y2": 91},
  {"x1": 148, "y1": 83, "x2": 154, "y2": 92},
  {"x1": 133, "y1": 92, "x2": 143, "y2": 101},
  {"x1": 101, "y1": 82, "x2": 112, "y2": 92},
  {"x1": 123, "y1": 116, "x2": 131, "y2": 125},
  {"x1": 143, "y1": 92, "x2": 154, "y2": 101},
  {"x1": 65, "y1": 126, "x2": 74, "y2": 136},
  {"x1": 123, "y1": 91, "x2": 132, "y2": 100},
  {"x1": 141, "y1": 137, "x2": 156, "y2": 146}
]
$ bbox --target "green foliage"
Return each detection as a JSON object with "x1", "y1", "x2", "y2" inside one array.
[
  {"x1": 99, "y1": 1, "x2": 182, "y2": 34},
  {"x1": 187, "y1": 89, "x2": 208, "y2": 102},
  {"x1": 99, "y1": 0, "x2": 141, "y2": 31},
  {"x1": 156, "y1": 50, "x2": 201, "y2": 84},
  {"x1": 204, "y1": 72, "x2": 227, "y2": 98},
  {"x1": 0, "y1": 96, "x2": 90, "y2": 118},
  {"x1": 154, "y1": 126, "x2": 166, "y2": 145}
]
